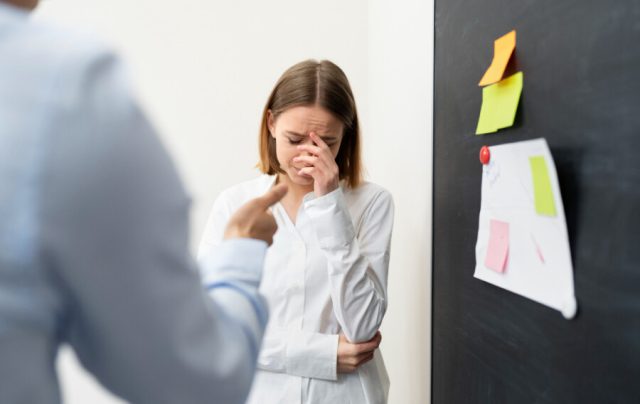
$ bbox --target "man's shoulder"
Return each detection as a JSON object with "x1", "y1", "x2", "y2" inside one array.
[
  {"x1": 7, "y1": 16, "x2": 120, "y2": 85},
  {"x1": 34, "y1": 15, "x2": 113, "y2": 54},
  {"x1": 344, "y1": 181, "x2": 392, "y2": 203}
]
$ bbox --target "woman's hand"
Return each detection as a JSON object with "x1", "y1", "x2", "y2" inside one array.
[
  {"x1": 337, "y1": 331, "x2": 382, "y2": 373},
  {"x1": 293, "y1": 132, "x2": 340, "y2": 197}
]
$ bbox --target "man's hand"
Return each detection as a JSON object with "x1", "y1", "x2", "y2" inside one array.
[
  {"x1": 337, "y1": 331, "x2": 382, "y2": 373},
  {"x1": 223, "y1": 183, "x2": 288, "y2": 245}
]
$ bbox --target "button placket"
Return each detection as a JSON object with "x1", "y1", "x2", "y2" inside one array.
[{"x1": 285, "y1": 238, "x2": 306, "y2": 329}]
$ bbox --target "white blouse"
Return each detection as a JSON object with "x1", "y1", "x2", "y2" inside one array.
[{"x1": 198, "y1": 175, "x2": 394, "y2": 404}]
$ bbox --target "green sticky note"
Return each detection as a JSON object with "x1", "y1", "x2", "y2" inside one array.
[
  {"x1": 476, "y1": 72, "x2": 523, "y2": 135},
  {"x1": 529, "y1": 155, "x2": 556, "y2": 216}
]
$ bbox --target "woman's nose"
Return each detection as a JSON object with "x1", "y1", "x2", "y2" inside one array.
[{"x1": 302, "y1": 137, "x2": 314, "y2": 155}]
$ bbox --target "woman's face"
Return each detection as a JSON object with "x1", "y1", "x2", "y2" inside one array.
[{"x1": 268, "y1": 105, "x2": 344, "y2": 187}]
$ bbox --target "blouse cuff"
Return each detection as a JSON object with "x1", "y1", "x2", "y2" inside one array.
[
  {"x1": 286, "y1": 330, "x2": 339, "y2": 381},
  {"x1": 304, "y1": 187, "x2": 355, "y2": 249}
]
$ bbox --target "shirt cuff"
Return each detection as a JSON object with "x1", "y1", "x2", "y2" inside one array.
[
  {"x1": 199, "y1": 238, "x2": 268, "y2": 287},
  {"x1": 286, "y1": 330, "x2": 339, "y2": 381},
  {"x1": 303, "y1": 188, "x2": 355, "y2": 249}
]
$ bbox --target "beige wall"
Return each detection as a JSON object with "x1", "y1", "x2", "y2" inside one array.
[{"x1": 35, "y1": 1, "x2": 432, "y2": 402}]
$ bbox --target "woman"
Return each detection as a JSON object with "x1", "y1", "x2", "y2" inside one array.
[{"x1": 198, "y1": 60, "x2": 393, "y2": 404}]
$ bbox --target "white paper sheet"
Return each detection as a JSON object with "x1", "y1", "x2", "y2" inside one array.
[{"x1": 474, "y1": 138, "x2": 577, "y2": 319}]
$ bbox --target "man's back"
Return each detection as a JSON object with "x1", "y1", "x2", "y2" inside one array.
[
  {"x1": 0, "y1": 4, "x2": 271, "y2": 403},
  {"x1": 0, "y1": 6, "x2": 87, "y2": 400}
]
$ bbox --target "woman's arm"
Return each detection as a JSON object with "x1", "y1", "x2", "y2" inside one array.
[
  {"x1": 304, "y1": 187, "x2": 394, "y2": 343},
  {"x1": 256, "y1": 324, "x2": 339, "y2": 380},
  {"x1": 295, "y1": 133, "x2": 394, "y2": 343}
]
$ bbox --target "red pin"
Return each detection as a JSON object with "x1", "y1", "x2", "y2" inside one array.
[{"x1": 479, "y1": 146, "x2": 491, "y2": 165}]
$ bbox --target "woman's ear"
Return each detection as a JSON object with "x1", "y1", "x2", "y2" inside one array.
[{"x1": 267, "y1": 110, "x2": 276, "y2": 138}]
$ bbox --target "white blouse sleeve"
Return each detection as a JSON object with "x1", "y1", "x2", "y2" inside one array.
[
  {"x1": 257, "y1": 324, "x2": 339, "y2": 381},
  {"x1": 198, "y1": 194, "x2": 340, "y2": 381},
  {"x1": 304, "y1": 187, "x2": 394, "y2": 343}
]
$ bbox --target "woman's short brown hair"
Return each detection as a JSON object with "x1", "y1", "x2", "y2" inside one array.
[{"x1": 258, "y1": 59, "x2": 363, "y2": 188}]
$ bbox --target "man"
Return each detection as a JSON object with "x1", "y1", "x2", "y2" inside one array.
[{"x1": 0, "y1": 0, "x2": 287, "y2": 402}]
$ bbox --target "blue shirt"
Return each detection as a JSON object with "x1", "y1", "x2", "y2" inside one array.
[{"x1": 0, "y1": 3, "x2": 267, "y2": 403}]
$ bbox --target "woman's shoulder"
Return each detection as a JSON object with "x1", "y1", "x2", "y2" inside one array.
[
  {"x1": 217, "y1": 174, "x2": 277, "y2": 208},
  {"x1": 342, "y1": 181, "x2": 394, "y2": 210},
  {"x1": 344, "y1": 181, "x2": 392, "y2": 201}
]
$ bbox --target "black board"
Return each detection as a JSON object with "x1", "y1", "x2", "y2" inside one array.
[{"x1": 432, "y1": 1, "x2": 640, "y2": 403}]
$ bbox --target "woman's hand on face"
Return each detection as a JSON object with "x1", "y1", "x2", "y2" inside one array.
[
  {"x1": 294, "y1": 132, "x2": 339, "y2": 197},
  {"x1": 337, "y1": 331, "x2": 382, "y2": 373}
]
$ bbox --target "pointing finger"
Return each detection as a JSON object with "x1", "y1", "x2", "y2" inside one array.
[{"x1": 253, "y1": 183, "x2": 288, "y2": 209}]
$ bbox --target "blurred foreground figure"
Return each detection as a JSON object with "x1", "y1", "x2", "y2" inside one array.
[{"x1": 0, "y1": 1, "x2": 286, "y2": 403}]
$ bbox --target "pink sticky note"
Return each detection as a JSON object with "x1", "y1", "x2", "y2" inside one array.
[{"x1": 485, "y1": 219, "x2": 509, "y2": 272}]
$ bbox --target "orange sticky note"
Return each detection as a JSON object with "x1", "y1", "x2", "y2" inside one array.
[{"x1": 479, "y1": 30, "x2": 516, "y2": 86}]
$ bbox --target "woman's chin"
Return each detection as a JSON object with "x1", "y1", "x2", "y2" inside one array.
[{"x1": 288, "y1": 171, "x2": 314, "y2": 186}]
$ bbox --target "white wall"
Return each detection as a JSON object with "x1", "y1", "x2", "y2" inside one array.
[
  {"x1": 35, "y1": 1, "x2": 432, "y2": 403},
  {"x1": 368, "y1": 1, "x2": 433, "y2": 403}
]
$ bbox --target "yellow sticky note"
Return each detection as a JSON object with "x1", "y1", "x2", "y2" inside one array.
[
  {"x1": 529, "y1": 156, "x2": 557, "y2": 216},
  {"x1": 475, "y1": 72, "x2": 523, "y2": 135},
  {"x1": 479, "y1": 30, "x2": 516, "y2": 86}
]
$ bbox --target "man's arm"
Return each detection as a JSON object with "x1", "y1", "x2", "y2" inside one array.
[{"x1": 40, "y1": 49, "x2": 273, "y2": 404}]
